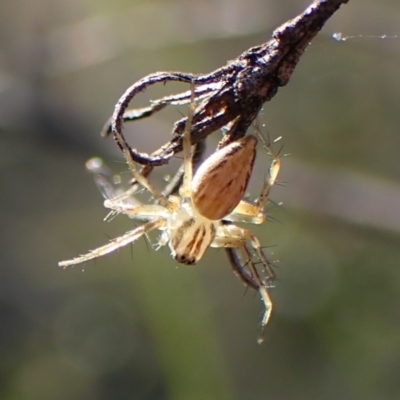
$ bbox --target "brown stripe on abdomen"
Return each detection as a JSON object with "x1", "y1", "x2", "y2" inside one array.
[{"x1": 191, "y1": 135, "x2": 257, "y2": 220}]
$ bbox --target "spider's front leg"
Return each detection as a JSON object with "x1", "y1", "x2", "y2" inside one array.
[
  {"x1": 58, "y1": 219, "x2": 166, "y2": 268},
  {"x1": 58, "y1": 158, "x2": 172, "y2": 269}
]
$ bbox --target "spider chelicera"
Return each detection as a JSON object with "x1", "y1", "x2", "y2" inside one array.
[{"x1": 59, "y1": 87, "x2": 281, "y2": 332}]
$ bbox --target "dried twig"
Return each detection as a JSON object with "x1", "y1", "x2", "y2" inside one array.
[{"x1": 103, "y1": 0, "x2": 349, "y2": 170}]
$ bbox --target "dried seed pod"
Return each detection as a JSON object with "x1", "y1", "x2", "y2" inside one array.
[{"x1": 191, "y1": 135, "x2": 257, "y2": 220}]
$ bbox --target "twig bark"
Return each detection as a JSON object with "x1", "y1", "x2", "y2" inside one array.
[{"x1": 106, "y1": 0, "x2": 349, "y2": 168}]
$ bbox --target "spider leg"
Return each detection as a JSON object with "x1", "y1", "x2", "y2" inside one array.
[
  {"x1": 211, "y1": 224, "x2": 275, "y2": 330},
  {"x1": 253, "y1": 124, "x2": 281, "y2": 210},
  {"x1": 240, "y1": 244, "x2": 273, "y2": 333},
  {"x1": 111, "y1": 114, "x2": 180, "y2": 211},
  {"x1": 103, "y1": 199, "x2": 170, "y2": 219},
  {"x1": 112, "y1": 124, "x2": 168, "y2": 204},
  {"x1": 225, "y1": 247, "x2": 259, "y2": 290},
  {"x1": 179, "y1": 82, "x2": 196, "y2": 198},
  {"x1": 162, "y1": 139, "x2": 206, "y2": 197},
  {"x1": 59, "y1": 219, "x2": 166, "y2": 268},
  {"x1": 85, "y1": 157, "x2": 141, "y2": 205},
  {"x1": 212, "y1": 227, "x2": 275, "y2": 282},
  {"x1": 224, "y1": 200, "x2": 265, "y2": 224}
]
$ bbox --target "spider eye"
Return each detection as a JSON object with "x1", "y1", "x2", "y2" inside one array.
[{"x1": 174, "y1": 254, "x2": 196, "y2": 265}]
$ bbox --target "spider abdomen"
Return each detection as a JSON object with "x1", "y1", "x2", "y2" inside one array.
[{"x1": 191, "y1": 135, "x2": 257, "y2": 221}]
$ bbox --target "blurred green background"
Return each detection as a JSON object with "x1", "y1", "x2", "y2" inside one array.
[{"x1": 1, "y1": 0, "x2": 400, "y2": 399}]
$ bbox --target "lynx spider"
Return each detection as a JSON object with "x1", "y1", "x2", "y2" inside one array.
[{"x1": 59, "y1": 86, "x2": 281, "y2": 332}]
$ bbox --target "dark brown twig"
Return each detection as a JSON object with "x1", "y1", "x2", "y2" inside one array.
[{"x1": 106, "y1": 0, "x2": 349, "y2": 168}]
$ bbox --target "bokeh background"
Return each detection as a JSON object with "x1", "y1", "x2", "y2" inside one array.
[{"x1": 2, "y1": 0, "x2": 400, "y2": 399}]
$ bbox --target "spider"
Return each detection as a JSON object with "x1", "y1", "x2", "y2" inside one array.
[{"x1": 59, "y1": 87, "x2": 281, "y2": 332}]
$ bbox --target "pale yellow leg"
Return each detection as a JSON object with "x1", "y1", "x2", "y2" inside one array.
[
  {"x1": 59, "y1": 219, "x2": 166, "y2": 268},
  {"x1": 112, "y1": 122, "x2": 176, "y2": 209},
  {"x1": 211, "y1": 225, "x2": 275, "y2": 334},
  {"x1": 86, "y1": 157, "x2": 142, "y2": 206},
  {"x1": 179, "y1": 82, "x2": 196, "y2": 199},
  {"x1": 253, "y1": 124, "x2": 281, "y2": 210},
  {"x1": 103, "y1": 199, "x2": 169, "y2": 218}
]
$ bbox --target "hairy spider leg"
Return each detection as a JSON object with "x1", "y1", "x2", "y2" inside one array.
[
  {"x1": 58, "y1": 158, "x2": 172, "y2": 268},
  {"x1": 58, "y1": 219, "x2": 165, "y2": 268},
  {"x1": 103, "y1": 198, "x2": 172, "y2": 220},
  {"x1": 85, "y1": 157, "x2": 141, "y2": 208},
  {"x1": 161, "y1": 140, "x2": 206, "y2": 197},
  {"x1": 112, "y1": 125, "x2": 168, "y2": 202},
  {"x1": 85, "y1": 157, "x2": 144, "y2": 225},
  {"x1": 240, "y1": 243, "x2": 273, "y2": 333},
  {"x1": 225, "y1": 248, "x2": 259, "y2": 290},
  {"x1": 179, "y1": 82, "x2": 196, "y2": 199},
  {"x1": 253, "y1": 124, "x2": 281, "y2": 210},
  {"x1": 211, "y1": 225, "x2": 273, "y2": 329},
  {"x1": 111, "y1": 105, "x2": 184, "y2": 212}
]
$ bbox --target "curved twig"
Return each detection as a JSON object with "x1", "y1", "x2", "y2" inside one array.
[{"x1": 106, "y1": 0, "x2": 349, "y2": 167}]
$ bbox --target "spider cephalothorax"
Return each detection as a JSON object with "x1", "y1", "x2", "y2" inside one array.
[{"x1": 59, "y1": 87, "x2": 280, "y2": 334}]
